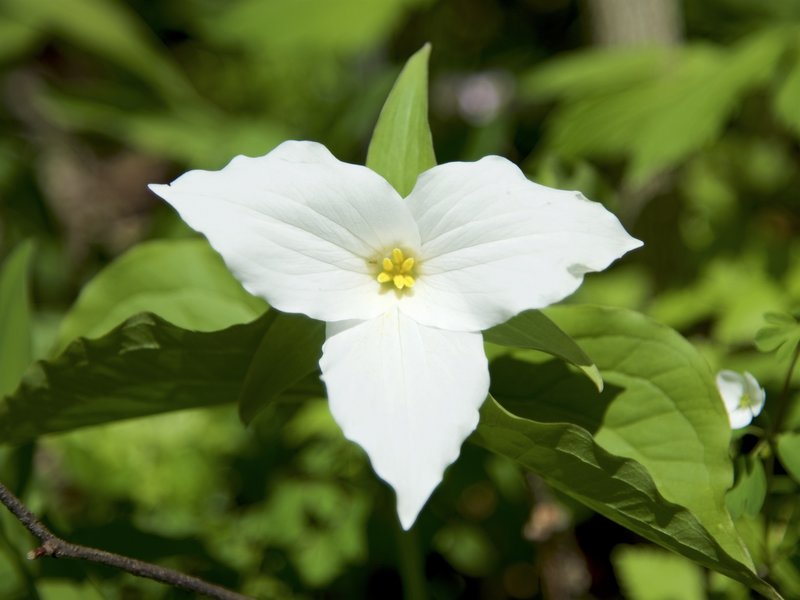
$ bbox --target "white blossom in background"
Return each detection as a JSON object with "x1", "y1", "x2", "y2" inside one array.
[
  {"x1": 149, "y1": 141, "x2": 641, "y2": 528},
  {"x1": 716, "y1": 370, "x2": 766, "y2": 429}
]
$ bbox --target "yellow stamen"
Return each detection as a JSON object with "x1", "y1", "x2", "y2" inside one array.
[
  {"x1": 375, "y1": 247, "x2": 419, "y2": 292},
  {"x1": 401, "y1": 257, "x2": 415, "y2": 273}
]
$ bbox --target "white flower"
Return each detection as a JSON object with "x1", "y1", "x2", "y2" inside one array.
[
  {"x1": 716, "y1": 370, "x2": 766, "y2": 430},
  {"x1": 149, "y1": 141, "x2": 641, "y2": 528}
]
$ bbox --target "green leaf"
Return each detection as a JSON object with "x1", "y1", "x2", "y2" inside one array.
[
  {"x1": 239, "y1": 311, "x2": 325, "y2": 424},
  {"x1": 55, "y1": 239, "x2": 267, "y2": 354},
  {"x1": 39, "y1": 93, "x2": 290, "y2": 168},
  {"x1": 473, "y1": 398, "x2": 779, "y2": 599},
  {"x1": 756, "y1": 312, "x2": 800, "y2": 365},
  {"x1": 612, "y1": 545, "x2": 706, "y2": 600},
  {"x1": 774, "y1": 44, "x2": 800, "y2": 137},
  {"x1": 777, "y1": 432, "x2": 800, "y2": 484},
  {"x1": 726, "y1": 455, "x2": 767, "y2": 519},
  {"x1": 202, "y1": 0, "x2": 432, "y2": 57},
  {"x1": 2, "y1": 0, "x2": 198, "y2": 105},
  {"x1": 524, "y1": 30, "x2": 789, "y2": 183},
  {"x1": 483, "y1": 309, "x2": 602, "y2": 391},
  {"x1": 0, "y1": 313, "x2": 268, "y2": 444},
  {"x1": 366, "y1": 43, "x2": 436, "y2": 196},
  {"x1": 478, "y1": 305, "x2": 779, "y2": 596},
  {"x1": 0, "y1": 241, "x2": 35, "y2": 398}
]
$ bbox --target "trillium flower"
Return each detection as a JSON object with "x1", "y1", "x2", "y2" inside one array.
[
  {"x1": 716, "y1": 370, "x2": 766, "y2": 429},
  {"x1": 149, "y1": 141, "x2": 641, "y2": 528}
]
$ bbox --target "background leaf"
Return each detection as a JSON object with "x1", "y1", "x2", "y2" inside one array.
[
  {"x1": 726, "y1": 455, "x2": 767, "y2": 519},
  {"x1": 612, "y1": 545, "x2": 706, "y2": 600},
  {"x1": 366, "y1": 43, "x2": 436, "y2": 196},
  {"x1": 777, "y1": 433, "x2": 800, "y2": 484},
  {"x1": 0, "y1": 241, "x2": 35, "y2": 398},
  {"x1": 55, "y1": 239, "x2": 267, "y2": 354}
]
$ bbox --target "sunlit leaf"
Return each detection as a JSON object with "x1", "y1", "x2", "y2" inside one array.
[
  {"x1": 55, "y1": 239, "x2": 267, "y2": 354},
  {"x1": 476, "y1": 305, "x2": 781, "y2": 596},
  {"x1": 484, "y1": 309, "x2": 602, "y2": 391},
  {"x1": 366, "y1": 43, "x2": 436, "y2": 196},
  {"x1": 473, "y1": 398, "x2": 778, "y2": 599}
]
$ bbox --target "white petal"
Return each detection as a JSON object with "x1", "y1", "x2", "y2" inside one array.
[
  {"x1": 319, "y1": 309, "x2": 489, "y2": 528},
  {"x1": 149, "y1": 141, "x2": 420, "y2": 322},
  {"x1": 716, "y1": 370, "x2": 766, "y2": 429},
  {"x1": 399, "y1": 156, "x2": 642, "y2": 331},
  {"x1": 742, "y1": 371, "x2": 766, "y2": 417},
  {"x1": 728, "y1": 407, "x2": 755, "y2": 430},
  {"x1": 716, "y1": 370, "x2": 745, "y2": 414}
]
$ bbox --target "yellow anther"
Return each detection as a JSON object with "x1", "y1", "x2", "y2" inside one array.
[{"x1": 375, "y1": 247, "x2": 419, "y2": 292}]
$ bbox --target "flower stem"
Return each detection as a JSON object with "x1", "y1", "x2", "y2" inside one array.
[
  {"x1": 762, "y1": 342, "x2": 800, "y2": 568},
  {"x1": 396, "y1": 524, "x2": 427, "y2": 600}
]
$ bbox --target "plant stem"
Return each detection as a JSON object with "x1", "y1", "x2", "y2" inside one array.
[
  {"x1": 0, "y1": 481, "x2": 251, "y2": 600},
  {"x1": 396, "y1": 523, "x2": 427, "y2": 600},
  {"x1": 762, "y1": 343, "x2": 800, "y2": 569}
]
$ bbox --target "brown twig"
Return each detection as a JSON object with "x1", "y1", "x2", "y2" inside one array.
[{"x1": 0, "y1": 481, "x2": 252, "y2": 600}]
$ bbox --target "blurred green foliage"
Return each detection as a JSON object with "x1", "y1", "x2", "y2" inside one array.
[{"x1": 0, "y1": 0, "x2": 799, "y2": 598}]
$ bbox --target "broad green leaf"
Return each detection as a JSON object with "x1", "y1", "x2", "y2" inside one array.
[
  {"x1": 777, "y1": 432, "x2": 800, "y2": 484},
  {"x1": 612, "y1": 545, "x2": 705, "y2": 600},
  {"x1": 55, "y1": 239, "x2": 267, "y2": 354},
  {"x1": 0, "y1": 241, "x2": 35, "y2": 398},
  {"x1": 239, "y1": 311, "x2": 325, "y2": 424},
  {"x1": 483, "y1": 309, "x2": 602, "y2": 391},
  {"x1": 0, "y1": 313, "x2": 268, "y2": 444},
  {"x1": 473, "y1": 398, "x2": 779, "y2": 599},
  {"x1": 481, "y1": 305, "x2": 774, "y2": 594},
  {"x1": 726, "y1": 455, "x2": 767, "y2": 519},
  {"x1": 366, "y1": 43, "x2": 436, "y2": 196}
]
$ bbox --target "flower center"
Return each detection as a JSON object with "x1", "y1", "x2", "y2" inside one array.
[
  {"x1": 376, "y1": 247, "x2": 417, "y2": 291},
  {"x1": 738, "y1": 393, "x2": 753, "y2": 410}
]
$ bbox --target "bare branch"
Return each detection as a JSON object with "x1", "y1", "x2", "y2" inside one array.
[{"x1": 0, "y1": 481, "x2": 252, "y2": 600}]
